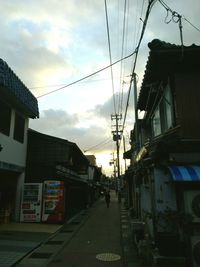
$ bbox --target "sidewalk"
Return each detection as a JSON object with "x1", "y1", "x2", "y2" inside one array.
[
  {"x1": 2, "y1": 191, "x2": 142, "y2": 267},
  {"x1": 0, "y1": 222, "x2": 62, "y2": 267},
  {"x1": 48, "y1": 190, "x2": 123, "y2": 267}
]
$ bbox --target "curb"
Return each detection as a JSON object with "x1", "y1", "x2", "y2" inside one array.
[
  {"x1": 15, "y1": 209, "x2": 91, "y2": 267},
  {"x1": 120, "y1": 206, "x2": 142, "y2": 267}
]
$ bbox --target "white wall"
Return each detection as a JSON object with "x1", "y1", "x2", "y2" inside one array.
[
  {"x1": 88, "y1": 166, "x2": 95, "y2": 181},
  {"x1": 0, "y1": 108, "x2": 29, "y2": 222},
  {"x1": 0, "y1": 109, "x2": 29, "y2": 167},
  {"x1": 154, "y1": 168, "x2": 177, "y2": 212}
]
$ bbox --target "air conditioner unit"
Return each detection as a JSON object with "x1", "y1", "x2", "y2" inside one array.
[
  {"x1": 184, "y1": 191, "x2": 200, "y2": 223},
  {"x1": 191, "y1": 236, "x2": 200, "y2": 267}
]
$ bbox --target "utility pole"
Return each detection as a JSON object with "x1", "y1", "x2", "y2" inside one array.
[
  {"x1": 109, "y1": 152, "x2": 116, "y2": 186},
  {"x1": 123, "y1": 136, "x2": 127, "y2": 171},
  {"x1": 111, "y1": 114, "x2": 122, "y2": 201}
]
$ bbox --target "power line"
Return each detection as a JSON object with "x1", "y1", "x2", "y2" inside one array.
[
  {"x1": 104, "y1": 0, "x2": 117, "y2": 115},
  {"x1": 118, "y1": 0, "x2": 128, "y2": 115},
  {"x1": 84, "y1": 136, "x2": 112, "y2": 153},
  {"x1": 183, "y1": 16, "x2": 200, "y2": 33},
  {"x1": 159, "y1": 0, "x2": 200, "y2": 33},
  {"x1": 134, "y1": 0, "x2": 145, "y2": 53},
  {"x1": 119, "y1": 0, "x2": 199, "y2": 151},
  {"x1": 120, "y1": 0, "x2": 157, "y2": 146},
  {"x1": 36, "y1": 51, "x2": 136, "y2": 99},
  {"x1": 29, "y1": 76, "x2": 123, "y2": 90}
]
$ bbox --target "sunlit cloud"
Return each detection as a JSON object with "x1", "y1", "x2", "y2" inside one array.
[{"x1": 1, "y1": 0, "x2": 199, "y2": 174}]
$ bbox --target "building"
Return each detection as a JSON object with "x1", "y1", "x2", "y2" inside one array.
[
  {"x1": 25, "y1": 129, "x2": 92, "y2": 220},
  {"x1": 0, "y1": 59, "x2": 39, "y2": 222},
  {"x1": 85, "y1": 155, "x2": 97, "y2": 166},
  {"x1": 124, "y1": 39, "x2": 200, "y2": 267}
]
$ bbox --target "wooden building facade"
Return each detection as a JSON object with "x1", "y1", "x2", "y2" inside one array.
[{"x1": 124, "y1": 39, "x2": 200, "y2": 267}]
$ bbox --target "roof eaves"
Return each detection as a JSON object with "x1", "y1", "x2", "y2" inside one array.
[
  {"x1": 0, "y1": 59, "x2": 39, "y2": 118},
  {"x1": 137, "y1": 39, "x2": 200, "y2": 111}
]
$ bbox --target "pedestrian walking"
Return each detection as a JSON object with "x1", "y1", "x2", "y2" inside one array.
[{"x1": 105, "y1": 190, "x2": 111, "y2": 208}]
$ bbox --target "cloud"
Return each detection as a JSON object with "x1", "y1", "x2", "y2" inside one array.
[
  {"x1": 2, "y1": 0, "x2": 200, "y2": 175},
  {"x1": 30, "y1": 109, "x2": 78, "y2": 136},
  {"x1": 29, "y1": 108, "x2": 112, "y2": 152},
  {"x1": 0, "y1": 1, "x2": 108, "y2": 91}
]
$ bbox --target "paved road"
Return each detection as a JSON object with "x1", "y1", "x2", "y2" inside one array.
[
  {"x1": 48, "y1": 191, "x2": 124, "y2": 267},
  {"x1": 0, "y1": 223, "x2": 62, "y2": 267}
]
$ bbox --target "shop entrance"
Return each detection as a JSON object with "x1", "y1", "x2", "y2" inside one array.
[{"x1": 0, "y1": 170, "x2": 18, "y2": 223}]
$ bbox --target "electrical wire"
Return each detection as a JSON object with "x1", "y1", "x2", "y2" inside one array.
[
  {"x1": 159, "y1": 0, "x2": 200, "y2": 33},
  {"x1": 104, "y1": 0, "x2": 117, "y2": 115},
  {"x1": 84, "y1": 136, "x2": 113, "y2": 153},
  {"x1": 120, "y1": 0, "x2": 158, "y2": 147},
  {"x1": 119, "y1": 0, "x2": 146, "y2": 125},
  {"x1": 121, "y1": 0, "x2": 145, "y2": 117},
  {"x1": 183, "y1": 16, "x2": 200, "y2": 33},
  {"x1": 36, "y1": 51, "x2": 136, "y2": 98},
  {"x1": 30, "y1": 76, "x2": 124, "y2": 90},
  {"x1": 134, "y1": 0, "x2": 145, "y2": 53},
  {"x1": 133, "y1": 0, "x2": 140, "y2": 48},
  {"x1": 118, "y1": 0, "x2": 127, "y2": 115}
]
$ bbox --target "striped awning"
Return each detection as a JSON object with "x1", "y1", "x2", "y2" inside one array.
[{"x1": 168, "y1": 166, "x2": 200, "y2": 181}]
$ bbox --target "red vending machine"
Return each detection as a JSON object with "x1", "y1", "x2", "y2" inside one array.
[
  {"x1": 42, "y1": 180, "x2": 65, "y2": 223},
  {"x1": 20, "y1": 183, "x2": 43, "y2": 222}
]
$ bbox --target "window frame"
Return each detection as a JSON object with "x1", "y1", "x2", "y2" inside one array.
[
  {"x1": 0, "y1": 99, "x2": 11, "y2": 136},
  {"x1": 151, "y1": 83, "x2": 174, "y2": 137},
  {"x1": 13, "y1": 112, "x2": 25, "y2": 143}
]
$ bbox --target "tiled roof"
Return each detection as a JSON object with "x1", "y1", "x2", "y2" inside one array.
[
  {"x1": 137, "y1": 39, "x2": 200, "y2": 110},
  {"x1": 0, "y1": 59, "x2": 39, "y2": 118}
]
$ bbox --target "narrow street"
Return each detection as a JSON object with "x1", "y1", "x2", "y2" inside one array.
[
  {"x1": 2, "y1": 192, "x2": 141, "y2": 267},
  {"x1": 48, "y1": 190, "x2": 124, "y2": 267}
]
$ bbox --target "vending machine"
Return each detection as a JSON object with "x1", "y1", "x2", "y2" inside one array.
[
  {"x1": 20, "y1": 183, "x2": 43, "y2": 222},
  {"x1": 42, "y1": 180, "x2": 65, "y2": 223}
]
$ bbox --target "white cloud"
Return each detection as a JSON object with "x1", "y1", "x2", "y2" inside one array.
[
  {"x1": 29, "y1": 108, "x2": 112, "y2": 151},
  {"x1": 1, "y1": 0, "x2": 200, "y2": 175}
]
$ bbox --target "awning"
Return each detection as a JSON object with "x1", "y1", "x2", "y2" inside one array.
[{"x1": 168, "y1": 165, "x2": 200, "y2": 181}]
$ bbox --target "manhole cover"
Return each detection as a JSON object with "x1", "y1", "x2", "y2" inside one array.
[{"x1": 96, "y1": 253, "x2": 121, "y2": 262}]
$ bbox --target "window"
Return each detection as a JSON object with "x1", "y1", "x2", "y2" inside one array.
[
  {"x1": 0, "y1": 99, "x2": 11, "y2": 136},
  {"x1": 151, "y1": 83, "x2": 173, "y2": 137},
  {"x1": 13, "y1": 113, "x2": 25, "y2": 143},
  {"x1": 152, "y1": 106, "x2": 161, "y2": 136},
  {"x1": 164, "y1": 85, "x2": 173, "y2": 129}
]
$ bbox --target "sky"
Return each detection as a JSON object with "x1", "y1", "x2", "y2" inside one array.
[{"x1": 1, "y1": 0, "x2": 200, "y2": 176}]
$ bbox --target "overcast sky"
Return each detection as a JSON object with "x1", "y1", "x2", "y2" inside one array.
[{"x1": 1, "y1": 0, "x2": 200, "y2": 175}]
